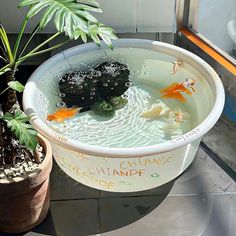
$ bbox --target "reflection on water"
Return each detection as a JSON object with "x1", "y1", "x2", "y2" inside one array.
[{"x1": 44, "y1": 47, "x2": 202, "y2": 148}]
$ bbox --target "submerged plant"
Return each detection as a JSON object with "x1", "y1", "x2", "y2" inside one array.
[{"x1": 0, "y1": 0, "x2": 116, "y2": 168}]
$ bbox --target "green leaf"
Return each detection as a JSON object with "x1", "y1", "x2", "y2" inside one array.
[
  {"x1": 19, "y1": 0, "x2": 116, "y2": 46},
  {"x1": 19, "y1": 0, "x2": 39, "y2": 7},
  {"x1": 78, "y1": 5, "x2": 102, "y2": 13},
  {"x1": 74, "y1": 9, "x2": 98, "y2": 22},
  {"x1": 88, "y1": 23, "x2": 117, "y2": 48},
  {"x1": 8, "y1": 81, "x2": 25, "y2": 92},
  {"x1": 80, "y1": 31, "x2": 87, "y2": 42},
  {"x1": 74, "y1": 30, "x2": 87, "y2": 42},
  {"x1": 27, "y1": 0, "x2": 52, "y2": 19},
  {"x1": 20, "y1": 0, "x2": 91, "y2": 37},
  {"x1": 39, "y1": 3, "x2": 60, "y2": 29},
  {"x1": 77, "y1": 0, "x2": 100, "y2": 8},
  {"x1": 90, "y1": 31, "x2": 100, "y2": 45},
  {"x1": 3, "y1": 110, "x2": 38, "y2": 150}
]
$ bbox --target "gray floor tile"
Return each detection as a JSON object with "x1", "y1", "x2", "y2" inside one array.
[
  {"x1": 202, "y1": 117, "x2": 236, "y2": 172},
  {"x1": 100, "y1": 194, "x2": 236, "y2": 236},
  {"x1": 169, "y1": 148, "x2": 236, "y2": 195},
  {"x1": 99, "y1": 195, "x2": 167, "y2": 233},
  {"x1": 50, "y1": 161, "x2": 99, "y2": 200},
  {"x1": 32, "y1": 199, "x2": 99, "y2": 236},
  {"x1": 99, "y1": 180, "x2": 175, "y2": 198}
]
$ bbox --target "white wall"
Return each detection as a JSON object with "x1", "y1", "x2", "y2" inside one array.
[{"x1": 0, "y1": 0, "x2": 177, "y2": 33}]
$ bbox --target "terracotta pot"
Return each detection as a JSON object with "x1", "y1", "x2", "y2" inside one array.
[{"x1": 0, "y1": 133, "x2": 52, "y2": 233}]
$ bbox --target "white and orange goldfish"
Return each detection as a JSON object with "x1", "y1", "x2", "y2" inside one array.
[
  {"x1": 168, "y1": 107, "x2": 191, "y2": 123},
  {"x1": 47, "y1": 107, "x2": 80, "y2": 122},
  {"x1": 172, "y1": 60, "x2": 182, "y2": 75},
  {"x1": 160, "y1": 78, "x2": 196, "y2": 102},
  {"x1": 141, "y1": 106, "x2": 163, "y2": 119}
]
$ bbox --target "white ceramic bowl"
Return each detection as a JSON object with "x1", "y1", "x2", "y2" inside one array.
[{"x1": 23, "y1": 39, "x2": 225, "y2": 192}]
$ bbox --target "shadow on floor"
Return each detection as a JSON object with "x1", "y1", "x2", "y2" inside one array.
[
  {"x1": 31, "y1": 181, "x2": 175, "y2": 236},
  {"x1": 98, "y1": 180, "x2": 175, "y2": 234},
  {"x1": 0, "y1": 161, "x2": 177, "y2": 236},
  {"x1": 37, "y1": 184, "x2": 174, "y2": 236}
]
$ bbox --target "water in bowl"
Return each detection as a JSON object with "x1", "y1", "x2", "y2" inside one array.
[{"x1": 45, "y1": 47, "x2": 202, "y2": 148}]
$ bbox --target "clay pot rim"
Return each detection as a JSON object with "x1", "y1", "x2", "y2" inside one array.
[{"x1": 0, "y1": 133, "x2": 52, "y2": 185}]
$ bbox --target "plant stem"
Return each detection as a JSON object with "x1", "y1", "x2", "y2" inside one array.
[
  {"x1": 4, "y1": 67, "x2": 18, "y2": 112},
  {"x1": 0, "y1": 26, "x2": 14, "y2": 62},
  {"x1": 0, "y1": 55, "x2": 7, "y2": 63},
  {"x1": 0, "y1": 120, "x2": 5, "y2": 164},
  {"x1": 0, "y1": 62, "x2": 14, "y2": 73},
  {"x1": 0, "y1": 87, "x2": 9, "y2": 96},
  {"x1": 0, "y1": 45, "x2": 8, "y2": 60},
  {"x1": 18, "y1": 24, "x2": 40, "y2": 58},
  {"x1": 16, "y1": 32, "x2": 61, "y2": 64},
  {"x1": 13, "y1": 14, "x2": 28, "y2": 60},
  {"x1": 27, "y1": 32, "x2": 60, "y2": 54},
  {"x1": 17, "y1": 39, "x2": 70, "y2": 63}
]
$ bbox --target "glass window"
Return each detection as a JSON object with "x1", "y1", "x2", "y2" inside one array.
[{"x1": 190, "y1": 0, "x2": 236, "y2": 60}]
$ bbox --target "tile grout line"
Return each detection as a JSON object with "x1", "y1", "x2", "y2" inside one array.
[
  {"x1": 136, "y1": 0, "x2": 138, "y2": 33},
  {"x1": 50, "y1": 192, "x2": 236, "y2": 203},
  {"x1": 200, "y1": 142, "x2": 236, "y2": 182},
  {"x1": 50, "y1": 197, "x2": 99, "y2": 202},
  {"x1": 97, "y1": 190, "x2": 102, "y2": 234},
  {"x1": 168, "y1": 192, "x2": 236, "y2": 197}
]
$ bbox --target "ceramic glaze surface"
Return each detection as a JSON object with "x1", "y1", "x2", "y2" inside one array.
[{"x1": 23, "y1": 40, "x2": 224, "y2": 192}]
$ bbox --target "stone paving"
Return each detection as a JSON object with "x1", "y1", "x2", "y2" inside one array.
[{"x1": 1, "y1": 118, "x2": 236, "y2": 236}]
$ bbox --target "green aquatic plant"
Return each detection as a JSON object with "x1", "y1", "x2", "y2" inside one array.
[
  {"x1": 91, "y1": 100, "x2": 115, "y2": 117},
  {"x1": 109, "y1": 96, "x2": 128, "y2": 110},
  {"x1": 0, "y1": 0, "x2": 116, "y2": 164}
]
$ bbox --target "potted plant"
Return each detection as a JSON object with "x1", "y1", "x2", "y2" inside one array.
[{"x1": 0, "y1": 0, "x2": 116, "y2": 233}]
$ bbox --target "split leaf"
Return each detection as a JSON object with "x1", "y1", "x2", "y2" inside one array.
[{"x1": 3, "y1": 110, "x2": 38, "y2": 151}]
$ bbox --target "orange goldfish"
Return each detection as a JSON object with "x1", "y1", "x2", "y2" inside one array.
[
  {"x1": 160, "y1": 78, "x2": 196, "y2": 102},
  {"x1": 47, "y1": 108, "x2": 80, "y2": 122}
]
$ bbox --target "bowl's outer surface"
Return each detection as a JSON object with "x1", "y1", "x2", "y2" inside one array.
[
  {"x1": 23, "y1": 39, "x2": 224, "y2": 192},
  {"x1": 52, "y1": 139, "x2": 201, "y2": 192}
]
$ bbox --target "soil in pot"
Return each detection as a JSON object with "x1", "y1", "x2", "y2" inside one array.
[{"x1": 0, "y1": 134, "x2": 52, "y2": 234}]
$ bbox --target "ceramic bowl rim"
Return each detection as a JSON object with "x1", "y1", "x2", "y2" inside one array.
[{"x1": 23, "y1": 39, "x2": 225, "y2": 158}]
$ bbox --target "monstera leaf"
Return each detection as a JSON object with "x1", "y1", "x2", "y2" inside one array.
[
  {"x1": 19, "y1": 0, "x2": 117, "y2": 45},
  {"x1": 3, "y1": 110, "x2": 38, "y2": 150}
]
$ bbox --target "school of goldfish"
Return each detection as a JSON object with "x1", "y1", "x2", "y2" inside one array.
[{"x1": 47, "y1": 60, "x2": 196, "y2": 124}]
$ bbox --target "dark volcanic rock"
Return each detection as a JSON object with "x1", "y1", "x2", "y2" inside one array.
[
  {"x1": 58, "y1": 62, "x2": 130, "y2": 110},
  {"x1": 59, "y1": 70, "x2": 100, "y2": 108},
  {"x1": 96, "y1": 62, "x2": 130, "y2": 99}
]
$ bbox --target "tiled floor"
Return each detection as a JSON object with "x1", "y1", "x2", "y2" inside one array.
[{"x1": 1, "y1": 118, "x2": 236, "y2": 236}]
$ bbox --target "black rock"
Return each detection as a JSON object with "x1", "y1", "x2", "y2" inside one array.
[
  {"x1": 95, "y1": 62, "x2": 130, "y2": 99},
  {"x1": 59, "y1": 70, "x2": 99, "y2": 108},
  {"x1": 58, "y1": 62, "x2": 131, "y2": 112}
]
